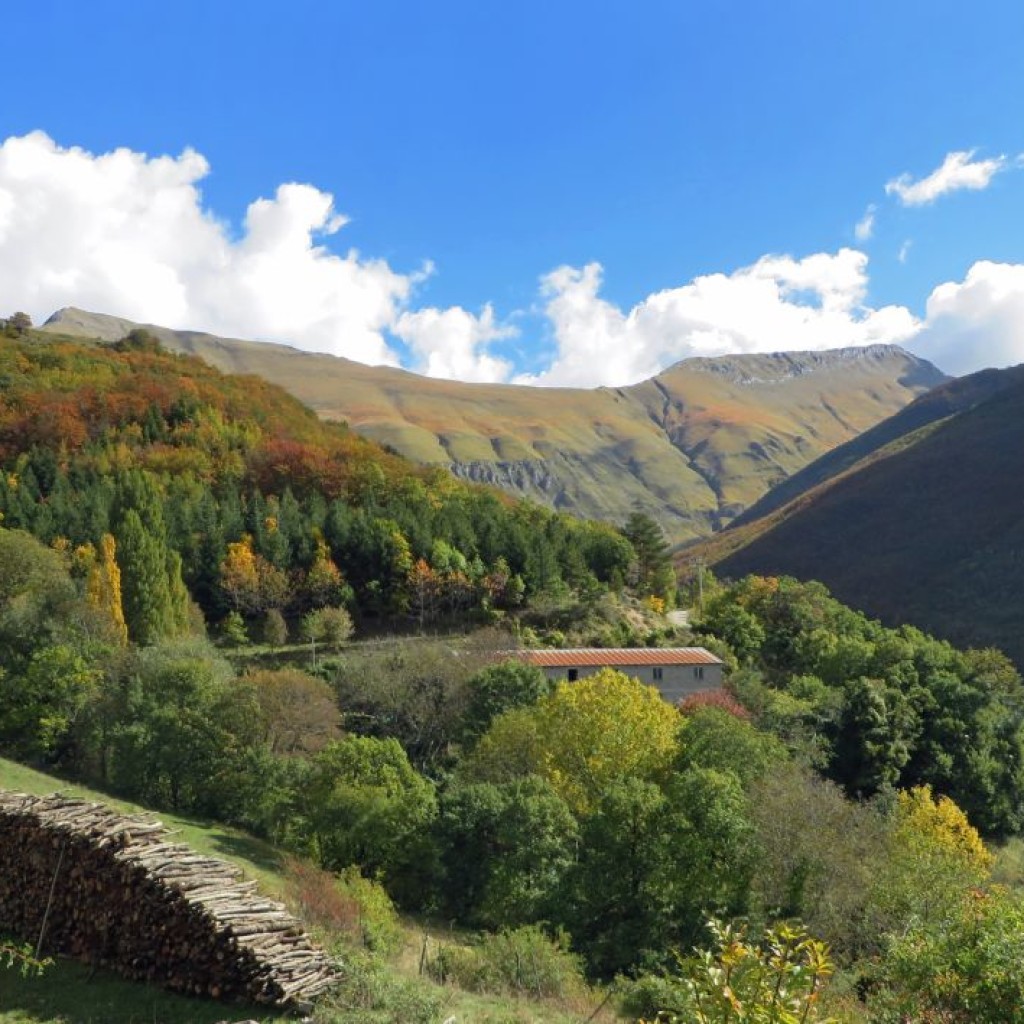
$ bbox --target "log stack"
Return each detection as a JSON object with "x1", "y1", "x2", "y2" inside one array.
[{"x1": 0, "y1": 790, "x2": 339, "y2": 1008}]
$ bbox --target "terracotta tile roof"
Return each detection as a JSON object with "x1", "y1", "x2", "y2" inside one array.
[{"x1": 511, "y1": 647, "x2": 723, "y2": 668}]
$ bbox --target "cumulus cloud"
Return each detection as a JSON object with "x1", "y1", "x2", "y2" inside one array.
[
  {"x1": 518, "y1": 249, "x2": 920, "y2": 387},
  {"x1": 855, "y1": 204, "x2": 876, "y2": 241},
  {"x1": 0, "y1": 131, "x2": 504, "y2": 377},
  {"x1": 910, "y1": 261, "x2": 1024, "y2": 375},
  {"x1": 7, "y1": 132, "x2": 1024, "y2": 389},
  {"x1": 393, "y1": 304, "x2": 516, "y2": 382},
  {"x1": 885, "y1": 149, "x2": 1006, "y2": 206}
]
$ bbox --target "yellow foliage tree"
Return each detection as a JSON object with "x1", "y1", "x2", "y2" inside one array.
[
  {"x1": 467, "y1": 667, "x2": 681, "y2": 815},
  {"x1": 78, "y1": 534, "x2": 128, "y2": 645},
  {"x1": 221, "y1": 535, "x2": 259, "y2": 602},
  {"x1": 220, "y1": 535, "x2": 291, "y2": 614},
  {"x1": 303, "y1": 538, "x2": 346, "y2": 608},
  {"x1": 896, "y1": 784, "x2": 993, "y2": 873}
]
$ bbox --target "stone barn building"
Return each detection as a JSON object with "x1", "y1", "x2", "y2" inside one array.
[{"x1": 513, "y1": 647, "x2": 724, "y2": 704}]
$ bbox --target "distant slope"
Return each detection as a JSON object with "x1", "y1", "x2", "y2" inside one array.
[
  {"x1": 43, "y1": 307, "x2": 947, "y2": 543},
  {"x1": 705, "y1": 363, "x2": 1024, "y2": 665},
  {"x1": 729, "y1": 366, "x2": 1024, "y2": 527}
]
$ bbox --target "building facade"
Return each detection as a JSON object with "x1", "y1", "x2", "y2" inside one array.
[{"x1": 513, "y1": 647, "x2": 724, "y2": 705}]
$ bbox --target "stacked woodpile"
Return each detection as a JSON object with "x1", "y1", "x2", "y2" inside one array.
[{"x1": 0, "y1": 791, "x2": 339, "y2": 1008}]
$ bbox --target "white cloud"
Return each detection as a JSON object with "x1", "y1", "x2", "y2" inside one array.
[
  {"x1": 518, "y1": 249, "x2": 920, "y2": 387},
  {"x1": 885, "y1": 149, "x2": 1006, "y2": 206},
  {"x1": 7, "y1": 132, "x2": 1024, "y2": 390},
  {"x1": 0, "y1": 131, "x2": 495, "y2": 373},
  {"x1": 910, "y1": 261, "x2": 1024, "y2": 375},
  {"x1": 898, "y1": 240, "x2": 912, "y2": 264},
  {"x1": 393, "y1": 304, "x2": 516, "y2": 382},
  {"x1": 855, "y1": 204, "x2": 876, "y2": 241}
]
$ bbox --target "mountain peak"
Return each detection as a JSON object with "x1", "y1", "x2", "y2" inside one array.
[{"x1": 662, "y1": 344, "x2": 942, "y2": 388}]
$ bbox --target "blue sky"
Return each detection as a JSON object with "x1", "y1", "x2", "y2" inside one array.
[{"x1": 4, "y1": 1, "x2": 1024, "y2": 383}]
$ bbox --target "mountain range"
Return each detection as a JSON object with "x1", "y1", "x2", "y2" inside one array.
[{"x1": 42, "y1": 307, "x2": 946, "y2": 545}]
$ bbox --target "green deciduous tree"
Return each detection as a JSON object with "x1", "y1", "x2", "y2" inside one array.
[
  {"x1": 297, "y1": 736, "x2": 437, "y2": 906},
  {"x1": 466, "y1": 668, "x2": 681, "y2": 815},
  {"x1": 462, "y1": 659, "x2": 552, "y2": 744},
  {"x1": 869, "y1": 887, "x2": 1024, "y2": 1024},
  {"x1": 0, "y1": 528, "x2": 106, "y2": 761},
  {"x1": 241, "y1": 668, "x2": 341, "y2": 756},
  {"x1": 557, "y1": 767, "x2": 755, "y2": 977},
  {"x1": 106, "y1": 640, "x2": 263, "y2": 817},
  {"x1": 261, "y1": 607, "x2": 288, "y2": 647},
  {"x1": 435, "y1": 775, "x2": 577, "y2": 928}
]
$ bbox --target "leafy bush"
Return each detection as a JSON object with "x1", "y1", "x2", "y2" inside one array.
[
  {"x1": 428, "y1": 925, "x2": 586, "y2": 1001},
  {"x1": 1, "y1": 938, "x2": 51, "y2": 977},
  {"x1": 623, "y1": 918, "x2": 836, "y2": 1024},
  {"x1": 313, "y1": 949, "x2": 448, "y2": 1024},
  {"x1": 284, "y1": 857, "x2": 401, "y2": 954},
  {"x1": 678, "y1": 689, "x2": 751, "y2": 720},
  {"x1": 867, "y1": 886, "x2": 1024, "y2": 1023}
]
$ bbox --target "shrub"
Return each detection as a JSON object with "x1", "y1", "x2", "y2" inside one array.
[
  {"x1": 626, "y1": 918, "x2": 836, "y2": 1024},
  {"x1": 220, "y1": 610, "x2": 249, "y2": 646},
  {"x1": 284, "y1": 857, "x2": 401, "y2": 954},
  {"x1": 867, "y1": 887, "x2": 1024, "y2": 1024},
  {"x1": 428, "y1": 925, "x2": 586, "y2": 1001},
  {"x1": 313, "y1": 950, "x2": 448, "y2": 1024},
  {"x1": 262, "y1": 608, "x2": 288, "y2": 647},
  {"x1": 1, "y1": 938, "x2": 50, "y2": 977},
  {"x1": 678, "y1": 689, "x2": 751, "y2": 720}
]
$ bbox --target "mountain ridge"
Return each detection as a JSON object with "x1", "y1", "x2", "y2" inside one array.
[{"x1": 42, "y1": 306, "x2": 948, "y2": 543}]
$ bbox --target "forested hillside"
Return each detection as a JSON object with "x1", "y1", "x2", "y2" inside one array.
[
  {"x1": 0, "y1": 326, "x2": 657, "y2": 644},
  {"x1": 43, "y1": 307, "x2": 947, "y2": 544},
  {"x1": 5, "y1": 505, "x2": 1024, "y2": 1023}
]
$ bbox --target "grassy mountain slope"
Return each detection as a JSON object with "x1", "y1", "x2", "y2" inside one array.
[
  {"x1": 42, "y1": 308, "x2": 946, "y2": 543},
  {"x1": 703, "y1": 364, "x2": 1024, "y2": 665}
]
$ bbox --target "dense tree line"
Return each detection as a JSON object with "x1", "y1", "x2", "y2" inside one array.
[
  {"x1": 0, "y1": 334, "x2": 666, "y2": 643},
  {"x1": 699, "y1": 574, "x2": 1024, "y2": 835}
]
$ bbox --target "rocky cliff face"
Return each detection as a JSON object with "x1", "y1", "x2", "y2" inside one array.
[{"x1": 42, "y1": 307, "x2": 948, "y2": 544}]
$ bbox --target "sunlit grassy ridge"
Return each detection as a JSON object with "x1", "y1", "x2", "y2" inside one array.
[{"x1": 43, "y1": 308, "x2": 946, "y2": 543}]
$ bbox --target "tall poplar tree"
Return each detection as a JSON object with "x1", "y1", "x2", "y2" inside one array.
[
  {"x1": 116, "y1": 509, "x2": 175, "y2": 644},
  {"x1": 85, "y1": 533, "x2": 128, "y2": 645}
]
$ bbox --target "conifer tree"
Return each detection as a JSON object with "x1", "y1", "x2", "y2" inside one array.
[
  {"x1": 115, "y1": 509, "x2": 175, "y2": 644},
  {"x1": 166, "y1": 549, "x2": 193, "y2": 635},
  {"x1": 624, "y1": 511, "x2": 675, "y2": 600}
]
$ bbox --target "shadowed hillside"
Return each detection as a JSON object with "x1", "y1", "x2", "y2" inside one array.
[
  {"x1": 704, "y1": 363, "x2": 1024, "y2": 665},
  {"x1": 42, "y1": 308, "x2": 946, "y2": 544}
]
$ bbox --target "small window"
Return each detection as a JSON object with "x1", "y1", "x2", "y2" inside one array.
[
  {"x1": 652, "y1": 667, "x2": 664, "y2": 681},
  {"x1": 567, "y1": 668, "x2": 579, "y2": 682},
  {"x1": 694, "y1": 666, "x2": 704, "y2": 680}
]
